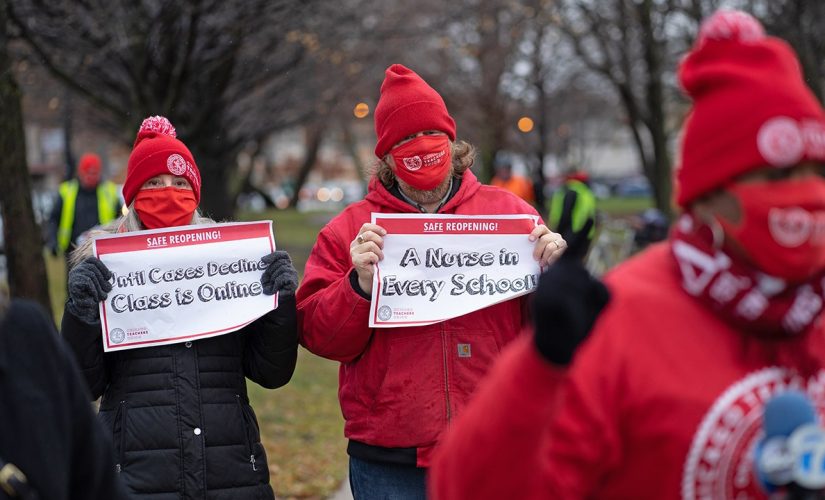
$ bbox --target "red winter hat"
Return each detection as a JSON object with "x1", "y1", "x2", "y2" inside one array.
[
  {"x1": 374, "y1": 64, "x2": 456, "y2": 158},
  {"x1": 122, "y1": 116, "x2": 202, "y2": 206},
  {"x1": 78, "y1": 153, "x2": 101, "y2": 174},
  {"x1": 676, "y1": 10, "x2": 825, "y2": 207}
]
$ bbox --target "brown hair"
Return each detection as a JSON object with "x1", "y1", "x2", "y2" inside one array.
[{"x1": 369, "y1": 140, "x2": 476, "y2": 188}]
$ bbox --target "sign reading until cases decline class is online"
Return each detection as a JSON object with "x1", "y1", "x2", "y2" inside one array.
[{"x1": 94, "y1": 221, "x2": 278, "y2": 351}]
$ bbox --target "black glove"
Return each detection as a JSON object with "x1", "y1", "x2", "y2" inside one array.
[
  {"x1": 66, "y1": 257, "x2": 113, "y2": 325},
  {"x1": 260, "y1": 251, "x2": 299, "y2": 296},
  {"x1": 532, "y1": 255, "x2": 610, "y2": 365},
  {"x1": 555, "y1": 188, "x2": 596, "y2": 261}
]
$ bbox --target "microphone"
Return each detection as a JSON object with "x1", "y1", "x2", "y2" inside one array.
[{"x1": 755, "y1": 391, "x2": 825, "y2": 499}]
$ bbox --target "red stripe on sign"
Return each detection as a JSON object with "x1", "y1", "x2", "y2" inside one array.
[
  {"x1": 96, "y1": 222, "x2": 272, "y2": 255},
  {"x1": 373, "y1": 217, "x2": 535, "y2": 235},
  {"x1": 105, "y1": 318, "x2": 258, "y2": 350}
]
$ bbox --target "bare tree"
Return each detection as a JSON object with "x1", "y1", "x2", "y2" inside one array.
[
  {"x1": 8, "y1": 0, "x2": 322, "y2": 220},
  {"x1": 0, "y1": 0, "x2": 50, "y2": 309},
  {"x1": 551, "y1": 0, "x2": 696, "y2": 218}
]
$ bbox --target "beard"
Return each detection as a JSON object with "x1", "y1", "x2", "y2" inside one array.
[{"x1": 396, "y1": 171, "x2": 453, "y2": 205}]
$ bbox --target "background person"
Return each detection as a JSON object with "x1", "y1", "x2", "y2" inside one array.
[
  {"x1": 0, "y1": 288, "x2": 127, "y2": 500},
  {"x1": 61, "y1": 116, "x2": 299, "y2": 499},
  {"x1": 297, "y1": 64, "x2": 566, "y2": 499},
  {"x1": 430, "y1": 10, "x2": 825, "y2": 499},
  {"x1": 48, "y1": 152, "x2": 120, "y2": 259},
  {"x1": 548, "y1": 171, "x2": 597, "y2": 261},
  {"x1": 490, "y1": 159, "x2": 535, "y2": 204}
]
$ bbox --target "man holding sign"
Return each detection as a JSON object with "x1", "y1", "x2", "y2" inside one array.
[
  {"x1": 61, "y1": 116, "x2": 298, "y2": 499},
  {"x1": 297, "y1": 64, "x2": 566, "y2": 499}
]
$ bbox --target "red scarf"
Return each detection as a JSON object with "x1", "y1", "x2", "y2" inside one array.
[{"x1": 671, "y1": 214, "x2": 825, "y2": 337}]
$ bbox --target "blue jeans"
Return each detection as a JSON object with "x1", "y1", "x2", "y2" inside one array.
[{"x1": 349, "y1": 456, "x2": 427, "y2": 500}]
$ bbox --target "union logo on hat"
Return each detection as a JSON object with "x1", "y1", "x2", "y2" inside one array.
[
  {"x1": 167, "y1": 154, "x2": 188, "y2": 176},
  {"x1": 757, "y1": 117, "x2": 805, "y2": 168}
]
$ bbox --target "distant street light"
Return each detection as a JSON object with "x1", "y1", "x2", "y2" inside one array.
[
  {"x1": 517, "y1": 116, "x2": 534, "y2": 133},
  {"x1": 354, "y1": 102, "x2": 370, "y2": 118}
]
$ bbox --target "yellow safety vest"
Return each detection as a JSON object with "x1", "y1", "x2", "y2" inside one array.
[
  {"x1": 57, "y1": 179, "x2": 119, "y2": 252},
  {"x1": 549, "y1": 180, "x2": 597, "y2": 239}
]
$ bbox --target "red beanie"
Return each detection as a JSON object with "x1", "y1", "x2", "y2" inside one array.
[
  {"x1": 676, "y1": 10, "x2": 825, "y2": 207},
  {"x1": 122, "y1": 116, "x2": 201, "y2": 206},
  {"x1": 373, "y1": 64, "x2": 456, "y2": 158},
  {"x1": 78, "y1": 153, "x2": 101, "y2": 174}
]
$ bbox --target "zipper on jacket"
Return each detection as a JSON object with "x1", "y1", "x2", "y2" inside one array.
[
  {"x1": 441, "y1": 327, "x2": 451, "y2": 423},
  {"x1": 235, "y1": 395, "x2": 258, "y2": 471},
  {"x1": 114, "y1": 400, "x2": 127, "y2": 473}
]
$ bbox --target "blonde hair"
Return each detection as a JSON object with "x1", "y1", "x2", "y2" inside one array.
[
  {"x1": 68, "y1": 202, "x2": 214, "y2": 269},
  {"x1": 370, "y1": 139, "x2": 476, "y2": 188}
]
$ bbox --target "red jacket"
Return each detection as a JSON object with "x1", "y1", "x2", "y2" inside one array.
[
  {"x1": 430, "y1": 242, "x2": 825, "y2": 499},
  {"x1": 296, "y1": 171, "x2": 539, "y2": 466}
]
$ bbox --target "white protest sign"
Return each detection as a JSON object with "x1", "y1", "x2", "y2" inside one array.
[
  {"x1": 369, "y1": 213, "x2": 540, "y2": 328},
  {"x1": 94, "y1": 221, "x2": 278, "y2": 352}
]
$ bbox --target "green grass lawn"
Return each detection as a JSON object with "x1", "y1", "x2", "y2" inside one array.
[
  {"x1": 597, "y1": 196, "x2": 653, "y2": 217},
  {"x1": 47, "y1": 209, "x2": 346, "y2": 500}
]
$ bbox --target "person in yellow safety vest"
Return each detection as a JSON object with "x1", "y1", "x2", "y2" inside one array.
[
  {"x1": 48, "y1": 153, "x2": 121, "y2": 259},
  {"x1": 548, "y1": 171, "x2": 597, "y2": 260}
]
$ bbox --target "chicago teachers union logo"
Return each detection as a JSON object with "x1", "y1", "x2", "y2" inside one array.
[
  {"x1": 681, "y1": 367, "x2": 825, "y2": 499},
  {"x1": 110, "y1": 328, "x2": 126, "y2": 344},
  {"x1": 377, "y1": 306, "x2": 393, "y2": 321}
]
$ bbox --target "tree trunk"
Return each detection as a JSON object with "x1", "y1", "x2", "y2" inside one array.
[
  {"x1": 639, "y1": 0, "x2": 673, "y2": 219},
  {"x1": 288, "y1": 122, "x2": 325, "y2": 208},
  {"x1": 0, "y1": 0, "x2": 52, "y2": 310}
]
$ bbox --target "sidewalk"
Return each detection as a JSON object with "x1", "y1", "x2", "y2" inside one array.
[{"x1": 328, "y1": 476, "x2": 352, "y2": 500}]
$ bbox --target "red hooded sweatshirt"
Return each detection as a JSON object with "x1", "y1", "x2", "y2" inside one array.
[
  {"x1": 430, "y1": 242, "x2": 825, "y2": 499},
  {"x1": 296, "y1": 170, "x2": 539, "y2": 467}
]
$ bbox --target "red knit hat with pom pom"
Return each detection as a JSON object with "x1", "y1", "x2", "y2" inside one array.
[
  {"x1": 373, "y1": 64, "x2": 456, "y2": 158},
  {"x1": 122, "y1": 116, "x2": 201, "y2": 206},
  {"x1": 676, "y1": 10, "x2": 825, "y2": 207}
]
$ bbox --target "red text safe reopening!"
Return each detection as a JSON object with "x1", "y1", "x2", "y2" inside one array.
[
  {"x1": 369, "y1": 214, "x2": 540, "y2": 328},
  {"x1": 94, "y1": 221, "x2": 278, "y2": 351}
]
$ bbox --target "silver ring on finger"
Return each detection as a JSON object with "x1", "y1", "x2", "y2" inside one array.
[
  {"x1": 553, "y1": 240, "x2": 560, "y2": 249},
  {"x1": 357, "y1": 235, "x2": 365, "y2": 244}
]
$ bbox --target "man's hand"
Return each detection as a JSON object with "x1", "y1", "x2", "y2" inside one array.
[
  {"x1": 532, "y1": 256, "x2": 610, "y2": 366},
  {"x1": 350, "y1": 223, "x2": 386, "y2": 295},
  {"x1": 529, "y1": 224, "x2": 567, "y2": 267}
]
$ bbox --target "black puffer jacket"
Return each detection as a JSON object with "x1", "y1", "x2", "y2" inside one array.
[{"x1": 61, "y1": 295, "x2": 298, "y2": 500}]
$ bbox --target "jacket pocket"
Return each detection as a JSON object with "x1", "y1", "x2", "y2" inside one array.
[
  {"x1": 113, "y1": 400, "x2": 129, "y2": 473},
  {"x1": 448, "y1": 330, "x2": 500, "y2": 418},
  {"x1": 235, "y1": 395, "x2": 260, "y2": 472}
]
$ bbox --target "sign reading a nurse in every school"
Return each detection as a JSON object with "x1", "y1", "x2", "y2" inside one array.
[
  {"x1": 368, "y1": 213, "x2": 541, "y2": 328},
  {"x1": 94, "y1": 221, "x2": 278, "y2": 352}
]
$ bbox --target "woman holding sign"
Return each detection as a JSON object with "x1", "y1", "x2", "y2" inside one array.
[
  {"x1": 61, "y1": 116, "x2": 299, "y2": 499},
  {"x1": 297, "y1": 64, "x2": 567, "y2": 499}
]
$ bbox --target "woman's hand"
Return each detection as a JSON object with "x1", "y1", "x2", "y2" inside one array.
[
  {"x1": 66, "y1": 257, "x2": 113, "y2": 325},
  {"x1": 260, "y1": 251, "x2": 299, "y2": 295}
]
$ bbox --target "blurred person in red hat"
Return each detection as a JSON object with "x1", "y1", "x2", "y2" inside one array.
[
  {"x1": 431, "y1": 10, "x2": 825, "y2": 499},
  {"x1": 60, "y1": 116, "x2": 299, "y2": 499},
  {"x1": 48, "y1": 153, "x2": 121, "y2": 270},
  {"x1": 296, "y1": 64, "x2": 567, "y2": 499}
]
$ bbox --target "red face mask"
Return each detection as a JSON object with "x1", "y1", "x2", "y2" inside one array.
[
  {"x1": 390, "y1": 135, "x2": 452, "y2": 190},
  {"x1": 134, "y1": 187, "x2": 198, "y2": 229},
  {"x1": 718, "y1": 178, "x2": 825, "y2": 283}
]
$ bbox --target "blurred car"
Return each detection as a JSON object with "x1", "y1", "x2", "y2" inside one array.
[{"x1": 615, "y1": 177, "x2": 652, "y2": 198}]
